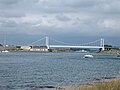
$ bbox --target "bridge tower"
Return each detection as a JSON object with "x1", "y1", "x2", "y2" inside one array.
[
  {"x1": 101, "y1": 38, "x2": 105, "y2": 51},
  {"x1": 45, "y1": 36, "x2": 49, "y2": 49}
]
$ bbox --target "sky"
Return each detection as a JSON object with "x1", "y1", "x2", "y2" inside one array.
[{"x1": 0, "y1": 0, "x2": 120, "y2": 45}]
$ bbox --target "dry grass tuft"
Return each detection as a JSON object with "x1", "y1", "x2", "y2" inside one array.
[{"x1": 57, "y1": 78, "x2": 120, "y2": 90}]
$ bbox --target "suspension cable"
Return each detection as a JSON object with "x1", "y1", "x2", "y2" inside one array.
[
  {"x1": 50, "y1": 37, "x2": 102, "y2": 46},
  {"x1": 28, "y1": 36, "x2": 103, "y2": 47},
  {"x1": 50, "y1": 37, "x2": 78, "y2": 46},
  {"x1": 28, "y1": 37, "x2": 46, "y2": 46},
  {"x1": 81, "y1": 39, "x2": 101, "y2": 45}
]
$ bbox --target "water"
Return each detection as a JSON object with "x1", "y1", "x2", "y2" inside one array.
[{"x1": 0, "y1": 52, "x2": 120, "y2": 90}]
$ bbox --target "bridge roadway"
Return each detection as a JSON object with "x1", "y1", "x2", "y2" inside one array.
[{"x1": 49, "y1": 45, "x2": 104, "y2": 49}]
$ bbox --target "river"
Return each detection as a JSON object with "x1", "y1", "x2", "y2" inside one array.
[{"x1": 0, "y1": 52, "x2": 120, "y2": 90}]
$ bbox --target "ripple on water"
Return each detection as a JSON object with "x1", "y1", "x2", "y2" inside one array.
[{"x1": 0, "y1": 52, "x2": 120, "y2": 90}]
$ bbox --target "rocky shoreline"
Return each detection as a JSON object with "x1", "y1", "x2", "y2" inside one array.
[{"x1": 100, "y1": 49, "x2": 120, "y2": 54}]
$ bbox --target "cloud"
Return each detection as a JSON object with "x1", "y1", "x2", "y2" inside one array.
[
  {"x1": 56, "y1": 14, "x2": 71, "y2": 22},
  {"x1": 0, "y1": 0, "x2": 120, "y2": 38},
  {"x1": 0, "y1": 11, "x2": 25, "y2": 18},
  {"x1": 98, "y1": 19, "x2": 120, "y2": 30},
  {"x1": 0, "y1": 0, "x2": 19, "y2": 5},
  {"x1": 0, "y1": 20, "x2": 18, "y2": 27}
]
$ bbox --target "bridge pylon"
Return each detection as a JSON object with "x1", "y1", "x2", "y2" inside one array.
[
  {"x1": 101, "y1": 38, "x2": 105, "y2": 51},
  {"x1": 45, "y1": 36, "x2": 49, "y2": 49}
]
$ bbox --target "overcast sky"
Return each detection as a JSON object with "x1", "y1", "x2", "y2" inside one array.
[{"x1": 0, "y1": 0, "x2": 120, "y2": 45}]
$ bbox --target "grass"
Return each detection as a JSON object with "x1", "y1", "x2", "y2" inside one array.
[{"x1": 56, "y1": 78, "x2": 120, "y2": 90}]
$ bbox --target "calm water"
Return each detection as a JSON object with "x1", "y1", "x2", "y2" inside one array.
[{"x1": 0, "y1": 52, "x2": 120, "y2": 90}]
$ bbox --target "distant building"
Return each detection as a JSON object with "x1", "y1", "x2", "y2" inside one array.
[
  {"x1": 21, "y1": 46, "x2": 31, "y2": 50},
  {"x1": 0, "y1": 45, "x2": 17, "y2": 51},
  {"x1": 30, "y1": 46, "x2": 48, "y2": 52},
  {"x1": 104, "y1": 45, "x2": 120, "y2": 51},
  {"x1": 104, "y1": 45, "x2": 113, "y2": 51}
]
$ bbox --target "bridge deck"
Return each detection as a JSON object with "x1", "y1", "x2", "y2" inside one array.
[{"x1": 49, "y1": 45, "x2": 103, "y2": 49}]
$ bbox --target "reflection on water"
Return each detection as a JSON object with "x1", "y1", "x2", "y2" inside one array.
[{"x1": 0, "y1": 52, "x2": 120, "y2": 90}]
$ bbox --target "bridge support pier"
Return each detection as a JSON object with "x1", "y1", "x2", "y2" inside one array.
[{"x1": 102, "y1": 47, "x2": 105, "y2": 51}]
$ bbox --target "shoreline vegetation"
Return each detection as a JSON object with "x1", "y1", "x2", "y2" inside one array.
[
  {"x1": 0, "y1": 46, "x2": 120, "y2": 55},
  {"x1": 57, "y1": 77, "x2": 120, "y2": 90},
  {"x1": 0, "y1": 44, "x2": 120, "y2": 54}
]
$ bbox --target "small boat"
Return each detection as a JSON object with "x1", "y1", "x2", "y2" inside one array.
[
  {"x1": 1, "y1": 34, "x2": 9, "y2": 53},
  {"x1": 83, "y1": 55, "x2": 94, "y2": 58},
  {"x1": 1, "y1": 50, "x2": 9, "y2": 53}
]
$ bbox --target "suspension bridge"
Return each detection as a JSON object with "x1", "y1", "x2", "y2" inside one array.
[{"x1": 29, "y1": 37, "x2": 105, "y2": 51}]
